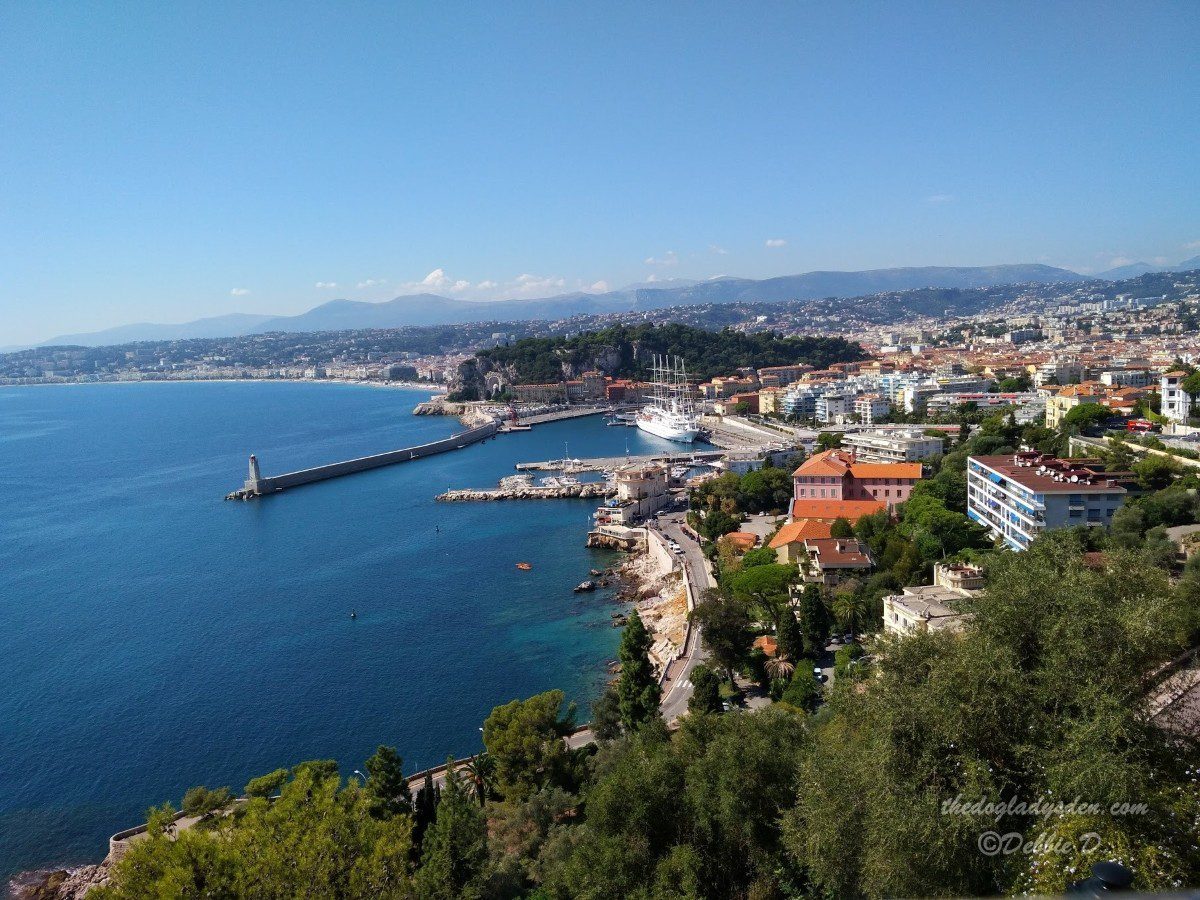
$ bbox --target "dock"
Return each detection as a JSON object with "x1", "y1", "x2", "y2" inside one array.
[
  {"x1": 514, "y1": 450, "x2": 725, "y2": 474},
  {"x1": 226, "y1": 421, "x2": 500, "y2": 499},
  {"x1": 437, "y1": 482, "x2": 614, "y2": 502}
]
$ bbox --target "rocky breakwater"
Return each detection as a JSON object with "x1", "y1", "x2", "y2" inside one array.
[{"x1": 437, "y1": 482, "x2": 613, "y2": 502}]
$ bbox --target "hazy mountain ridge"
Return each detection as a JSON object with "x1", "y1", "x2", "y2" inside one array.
[
  {"x1": 40, "y1": 264, "x2": 1085, "y2": 347},
  {"x1": 1096, "y1": 255, "x2": 1200, "y2": 280}
]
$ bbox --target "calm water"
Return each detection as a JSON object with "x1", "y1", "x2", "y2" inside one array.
[{"x1": 0, "y1": 381, "x2": 698, "y2": 877}]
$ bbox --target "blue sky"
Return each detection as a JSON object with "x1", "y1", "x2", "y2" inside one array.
[{"x1": 1, "y1": 1, "x2": 1198, "y2": 344}]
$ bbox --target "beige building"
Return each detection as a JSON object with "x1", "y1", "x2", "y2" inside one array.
[
  {"x1": 882, "y1": 585, "x2": 971, "y2": 636},
  {"x1": 595, "y1": 463, "x2": 670, "y2": 525}
]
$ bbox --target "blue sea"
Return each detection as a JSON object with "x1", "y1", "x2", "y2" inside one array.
[{"x1": 0, "y1": 381, "x2": 696, "y2": 878}]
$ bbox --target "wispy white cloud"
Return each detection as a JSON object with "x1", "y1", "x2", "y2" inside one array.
[
  {"x1": 1185, "y1": 240, "x2": 1200, "y2": 251},
  {"x1": 709, "y1": 244, "x2": 728, "y2": 255},
  {"x1": 314, "y1": 281, "x2": 338, "y2": 289},
  {"x1": 1153, "y1": 256, "x2": 1169, "y2": 265},
  {"x1": 644, "y1": 250, "x2": 679, "y2": 267},
  {"x1": 764, "y1": 238, "x2": 787, "y2": 248},
  {"x1": 925, "y1": 194, "x2": 954, "y2": 204},
  {"x1": 588, "y1": 280, "x2": 610, "y2": 292},
  {"x1": 230, "y1": 287, "x2": 250, "y2": 296},
  {"x1": 476, "y1": 280, "x2": 498, "y2": 291},
  {"x1": 357, "y1": 278, "x2": 387, "y2": 289},
  {"x1": 1108, "y1": 256, "x2": 1135, "y2": 268}
]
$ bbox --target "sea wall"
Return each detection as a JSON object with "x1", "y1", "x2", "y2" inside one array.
[{"x1": 238, "y1": 421, "x2": 499, "y2": 497}]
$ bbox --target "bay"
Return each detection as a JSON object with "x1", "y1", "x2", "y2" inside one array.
[{"x1": 0, "y1": 381, "x2": 697, "y2": 877}]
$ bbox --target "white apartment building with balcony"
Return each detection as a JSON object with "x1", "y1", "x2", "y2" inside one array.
[
  {"x1": 842, "y1": 428, "x2": 943, "y2": 463},
  {"x1": 966, "y1": 453, "x2": 1129, "y2": 551},
  {"x1": 1161, "y1": 371, "x2": 1192, "y2": 423}
]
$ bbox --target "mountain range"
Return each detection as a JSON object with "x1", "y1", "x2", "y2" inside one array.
[
  {"x1": 1096, "y1": 255, "x2": 1200, "y2": 280},
  {"x1": 38, "y1": 264, "x2": 1090, "y2": 348}
]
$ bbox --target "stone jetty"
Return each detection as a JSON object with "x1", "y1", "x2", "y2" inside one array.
[{"x1": 437, "y1": 483, "x2": 613, "y2": 502}]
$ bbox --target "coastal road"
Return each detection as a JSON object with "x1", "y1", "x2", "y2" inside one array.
[{"x1": 653, "y1": 511, "x2": 711, "y2": 723}]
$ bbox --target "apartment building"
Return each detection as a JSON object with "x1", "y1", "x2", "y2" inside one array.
[
  {"x1": 966, "y1": 453, "x2": 1130, "y2": 551},
  {"x1": 842, "y1": 429, "x2": 944, "y2": 463},
  {"x1": 853, "y1": 394, "x2": 891, "y2": 425},
  {"x1": 1162, "y1": 371, "x2": 1192, "y2": 423}
]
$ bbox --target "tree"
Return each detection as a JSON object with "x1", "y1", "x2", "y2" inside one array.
[
  {"x1": 482, "y1": 690, "x2": 574, "y2": 801},
  {"x1": 799, "y1": 583, "x2": 831, "y2": 647},
  {"x1": 687, "y1": 664, "x2": 723, "y2": 715},
  {"x1": 1061, "y1": 402, "x2": 1113, "y2": 433},
  {"x1": 1182, "y1": 370, "x2": 1200, "y2": 402},
  {"x1": 1133, "y1": 454, "x2": 1182, "y2": 490},
  {"x1": 617, "y1": 609, "x2": 662, "y2": 729},
  {"x1": 414, "y1": 766, "x2": 488, "y2": 899},
  {"x1": 590, "y1": 683, "x2": 623, "y2": 742},
  {"x1": 363, "y1": 745, "x2": 411, "y2": 818},
  {"x1": 413, "y1": 771, "x2": 441, "y2": 849},
  {"x1": 739, "y1": 546, "x2": 776, "y2": 568},
  {"x1": 461, "y1": 753, "x2": 495, "y2": 807},
  {"x1": 180, "y1": 785, "x2": 233, "y2": 820},
  {"x1": 690, "y1": 590, "x2": 752, "y2": 684},
  {"x1": 817, "y1": 432, "x2": 843, "y2": 451},
  {"x1": 832, "y1": 591, "x2": 868, "y2": 639},
  {"x1": 777, "y1": 607, "x2": 804, "y2": 662},
  {"x1": 829, "y1": 517, "x2": 854, "y2": 538},
  {"x1": 780, "y1": 666, "x2": 818, "y2": 710},
  {"x1": 244, "y1": 768, "x2": 288, "y2": 800},
  {"x1": 765, "y1": 654, "x2": 795, "y2": 683},
  {"x1": 725, "y1": 563, "x2": 796, "y2": 630},
  {"x1": 697, "y1": 508, "x2": 742, "y2": 542}
]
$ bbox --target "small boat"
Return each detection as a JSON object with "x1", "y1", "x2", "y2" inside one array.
[
  {"x1": 574, "y1": 580, "x2": 597, "y2": 593},
  {"x1": 516, "y1": 562, "x2": 532, "y2": 571},
  {"x1": 350, "y1": 611, "x2": 357, "y2": 619}
]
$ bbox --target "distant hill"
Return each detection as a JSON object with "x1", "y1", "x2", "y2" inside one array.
[
  {"x1": 1097, "y1": 255, "x2": 1200, "y2": 280},
  {"x1": 44, "y1": 313, "x2": 277, "y2": 348},
  {"x1": 40, "y1": 263, "x2": 1085, "y2": 347}
]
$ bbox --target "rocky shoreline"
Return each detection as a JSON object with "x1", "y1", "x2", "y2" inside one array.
[
  {"x1": 609, "y1": 544, "x2": 688, "y2": 672},
  {"x1": 6, "y1": 861, "x2": 109, "y2": 900}
]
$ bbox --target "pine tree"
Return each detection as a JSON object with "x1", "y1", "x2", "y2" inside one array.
[
  {"x1": 617, "y1": 609, "x2": 662, "y2": 729},
  {"x1": 413, "y1": 765, "x2": 488, "y2": 899},
  {"x1": 363, "y1": 745, "x2": 411, "y2": 819}
]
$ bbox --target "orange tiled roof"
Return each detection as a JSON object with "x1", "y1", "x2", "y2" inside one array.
[
  {"x1": 723, "y1": 531, "x2": 758, "y2": 550},
  {"x1": 752, "y1": 635, "x2": 778, "y2": 657},
  {"x1": 793, "y1": 449, "x2": 922, "y2": 481},
  {"x1": 789, "y1": 498, "x2": 886, "y2": 523},
  {"x1": 769, "y1": 518, "x2": 833, "y2": 548},
  {"x1": 792, "y1": 449, "x2": 852, "y2": 478}
]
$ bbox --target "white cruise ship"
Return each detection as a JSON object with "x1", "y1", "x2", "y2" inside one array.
[{"x1": 636, "y1": 354, "x2": 699, "y2": 443}]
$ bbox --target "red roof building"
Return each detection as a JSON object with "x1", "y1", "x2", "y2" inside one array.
[{"x1": 792, "y1": 449, "x2": 923, "y2": 511}]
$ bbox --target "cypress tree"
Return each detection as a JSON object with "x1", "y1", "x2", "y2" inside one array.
[{"x1": 617, "y1": 609, "x2": 662, "y2": 729}]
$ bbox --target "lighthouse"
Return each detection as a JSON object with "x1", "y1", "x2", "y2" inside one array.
[{"x1": 244, "y1": 454, "x2": 264, "y2": 495}]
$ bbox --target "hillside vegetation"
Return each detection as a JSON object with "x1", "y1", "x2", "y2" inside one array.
[{"x1": 473, "y1": 323, "x2": 867, "y2": 384}]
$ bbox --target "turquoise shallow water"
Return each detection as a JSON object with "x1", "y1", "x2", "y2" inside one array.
[{"x1": 0, "y1": 381, "x2": 697, "y2": 877}]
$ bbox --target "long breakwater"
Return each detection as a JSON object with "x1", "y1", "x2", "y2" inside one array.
[{"x1": 226, "y1": 420, "x2": 500, "y2": 499}]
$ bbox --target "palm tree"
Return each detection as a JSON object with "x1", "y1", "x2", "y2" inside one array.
[
  {"x1": 832, "y1": 591, "x2": 868, "y2": 640},
  {"x1": 765, "y1": 654, "x2": 795, "y2": 682},
  {"x1": 462, "y1": 752, "x2": 495, "y2": 807}
]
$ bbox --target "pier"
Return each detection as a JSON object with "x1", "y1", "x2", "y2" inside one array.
[
  {"x1": 226, "y1": 420, "x2": 500, "y2": 499},
  {"x1": 515, "y1": 449, "x2": 726, "y2": 474},
  {"x1": 437, "y1": 482, "x2": 614, "y2": 502}
]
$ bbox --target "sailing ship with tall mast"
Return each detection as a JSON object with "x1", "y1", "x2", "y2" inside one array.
[{"x1": 636, "y1": 354, "x2": 700, "y2": 442}]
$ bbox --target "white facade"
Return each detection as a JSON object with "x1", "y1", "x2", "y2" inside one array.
[
  {"x1": 967, "y1": 454, "x2": 1127, "y2": 551},
  {"x1": 1161, "y1": 372, "x2": 1192, "y2": 423},
  {"x1": 843, "y1": 429, "x2": 943, "y2": 463}
]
